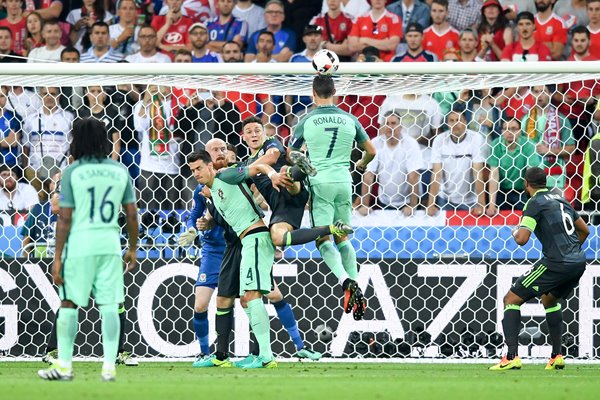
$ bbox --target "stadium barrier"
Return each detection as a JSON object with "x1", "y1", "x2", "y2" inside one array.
[{"x1": 1, "y1": 257, "x2": 599, "y2": 360}]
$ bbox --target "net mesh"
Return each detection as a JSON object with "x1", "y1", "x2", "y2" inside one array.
[{"x1": 1, "y1": 67, "x2": 599, "y2": 361}]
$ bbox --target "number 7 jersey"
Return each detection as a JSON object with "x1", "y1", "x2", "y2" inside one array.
[
  {"x1": 520, "y1": 189, "x2": 586, "y2": 266},
  {"x1": 289, "y1": 104, "x2": 369, "y2": 186},
  {"x1": 59, "y1": 158, "x2": 136, "y2": 257}
]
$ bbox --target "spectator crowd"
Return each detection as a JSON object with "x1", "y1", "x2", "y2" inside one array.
[{"x1": 1, "y1": 0, "x2": 600, "y2": 229}]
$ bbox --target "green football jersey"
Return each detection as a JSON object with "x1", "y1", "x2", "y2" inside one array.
[
  {"x1": 60, "y1": 158, "x2": 136, "y2": 257},
  {"x1": 210, "y1": 166, "x2": 263, "y2": 236},
  {"x1": 290, "y1": 104, "x2": 369, "y2": 185}
]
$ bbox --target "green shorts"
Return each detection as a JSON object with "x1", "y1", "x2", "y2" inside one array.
[
  {"x1": 308, "y1": 182, "x2": 352, "y2": 227},
  {"x1": 239, "y1": 230, "x2": 274, "y2": 296},
  {"x1": 59, "y1": 255, "x2": 124, "y2": 308}
]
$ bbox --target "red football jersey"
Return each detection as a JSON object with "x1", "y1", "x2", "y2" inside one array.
[
  {"x1": 589, "y1": 26, "x2": 600, "y2": 59},
  {"x1": 534, "y1": 13, "x2": 567, "y2": 59},
  {"x1": 151, "y1": 15, "x2": 193, "y2": 48},
  {"x1": 559, "y1": 54, "x2": 600, "y2": 119},
  {"x1": 310, "y1": 12, "x2": 353, "y2": 44},
  {"x1": 503, "y1": 90, "x2": 535, "y2": 120},
  {"x1": 0, "y1": 18, "x2": 27, "y2": 56},
  {"x1": 423, "y1": 26, "x2": 460, "y2": 60},
  {"x1": 338, "y1": 95, "x2": 385, "y2": 138},
  {"x1": 500, "y1": 41, "x2": 552, "y2": 62},
  {"x1": 349, "y1": 11, "x2": 403, "y2": 62}
]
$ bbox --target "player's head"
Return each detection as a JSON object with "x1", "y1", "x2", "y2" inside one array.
[
  {"x1": 70, "y1": 118, "x2": 111, "y2": 161},
  {"x1": 571, "y1": 25, "x2": 591, "y2": 56},
  {"x1": 516, "y1": 12, "x2": 535, "y2": 39},
  {"x1": 525, "y1": 167, "x2": 547, "y2": 193},
  {"x1": 589, "y1": 0, "x2": 600, "y2": 25},
  {"x1": 405, "y1": 23, "x2": 424, "y2": 51},
  {"x1": 242, "y1": 116, "x2": 266, "y2": 152},
  {"x1": 188, "y1": 150, "x2": 215, "y2": 186},
  {"x1": 447, "y1": 104, "x2": 467, "y2": 137},
  {"x1": 431, "y1": 0, "x2": 449, "y2": 25},
  {"x1": 222, "y1": 40, "x2": 243, "y2": 62},
  {"x1": 226, "y1": 143, "x2": 237, "y2": 164},
  {"x1": 205, "y1": 138, "x2": 228, "y2": 169},
  {"x1": 501, "y1": 117, "x2": 522, "y2": 143},
  {"x1": 0, "y1": 164, "x2": 17, "y2": 192},
  {"x1": 380, "y1": 111, "x2": 402, "y2": 140},
  {"x1": 312, "y1": 75, "x2": 336, "y2": 99}
]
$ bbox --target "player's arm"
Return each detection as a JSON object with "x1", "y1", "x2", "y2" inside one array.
[
  {"x1": 574, "y1": 217, "x2": 590, "y2": 245},
  {"x1": 179, "y1": 188, "x2": 205, "y2": 246},
  {"x1": 52, "y1": 207, "x2": 72, "y2": 286},
  {"x1": 217, "y1": 165, "x2": 291, "y2": 191},
  {"x1": 123, "y1": 202, "x2": 138, "y2": 272},
  {"x1": 513, "y1": 199, "x2": 539, "y2": 245},
  {"x1": 250, "y1": 147, "x2": 281, "y2": 167},
  {"x1": 356, "y1": 139, "x2": 376, "y2": 172}
]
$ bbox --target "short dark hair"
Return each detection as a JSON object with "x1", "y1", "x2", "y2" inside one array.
[
  {"x1": 0, "y1": 26, "x2": 12, "y2": 37},
  {"x1": 572, "y1": 25, "x2": 590, "y2": 39},
  {"x1": 227, "y1": 143, "x2": 237, "y2": 155},
  {"x1": 242, "y1": 116, "x2": 263, "y2": 129},
  {"x1": 187, "y1": 150, "x2": 212, "y2": 165},
  {"x1": 174, "y1": 48, "x2": 192, "y2": 58},
  {"x1": 60, "y1": 46, "x2": 80, "y2": 60},
  {"x1": 525, "y1": 167, "x2": 547, "y2": 189},
  {"x1": 43, "y1": 19, "x2": 60, "y2": 28},
  {"x1": 313, "y1": 75, "x2": 335, "y2": 99},
  {"x1": 516, "y1": 11, "x2": 535, "y2": 24},
  {"x1": 223, "y1": 40, "x2": 241, "y2": 50},
  {"x1": 257, "y1": 30, "x2": 275, "y2": 43},
  {"x1": 432, "y1": 0, "x2": 449, "y2": 9},
  {"x1": 91, "y1": 21, "x2": 110, "y2": 33},
  {"x1": 70, "y1": 118, "x2": 111, "y2": 161}
]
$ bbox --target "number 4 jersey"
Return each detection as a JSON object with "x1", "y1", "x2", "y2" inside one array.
[
  {"x1": 289, "y1": 104, "x2": 369, "y2": 186},
  {"x1": 59, "y1": 158, "x2": 136, "y2": 257},
  {"x1": 520, "y1": 189, "x2": 586, "y2": 266}
]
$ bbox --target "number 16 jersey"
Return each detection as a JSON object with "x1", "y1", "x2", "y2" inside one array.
[
  {"x1": 289, "y1": 104, "x2": 369, "y2": 186},
  {"x1": 60, "y1": 158, "x2": 136, "y2": 257}
]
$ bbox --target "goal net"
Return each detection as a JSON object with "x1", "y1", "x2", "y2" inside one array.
[{"x1": 0, "y1": 63, "x2": 599, "y2": 361}]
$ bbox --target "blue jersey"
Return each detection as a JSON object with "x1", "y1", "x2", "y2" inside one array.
[
  {"x1": 206, "y1": 16, "x2": 248, "y2": 43},
  {"x1": 246, "y1": 27, "x2": 296, "y2": 56},
  {"x1": 192, "y1": 50, "x2": 222, "y2": 63},
  {"x1": 188, "y1": 184, "x2": 226, "y2": 251},
  {"x1": 0, "y1": 109, "x2": 20, "y2": 167}
]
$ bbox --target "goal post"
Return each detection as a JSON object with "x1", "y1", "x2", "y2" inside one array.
[{"x1": 0, "y1": 62, "x2": 599, "y2": 361}]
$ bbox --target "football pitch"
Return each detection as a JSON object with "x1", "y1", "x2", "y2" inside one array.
[{"x1": 1, "y1": 362, "x2": 600, "y2": 400}]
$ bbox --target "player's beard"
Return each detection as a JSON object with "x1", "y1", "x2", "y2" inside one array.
[{"x1": 535, "y1": 2, "x2": 551, "y2": 12}]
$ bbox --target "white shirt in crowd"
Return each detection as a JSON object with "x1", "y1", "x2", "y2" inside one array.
[
  {"x1": 133, "y1": 101, "x2": 179, "y2": 175},
  {"x1": 66, "y1": 9, "x2": 114, "y2": 52},
  {"x1": 378, "y1": 94, "x2": 444, "y2": 164},
  {"x1": 5, "y1": 89, "x2": 42, "y2": 119},
  {"x1": 367, "y1": 134, "x2": 424, "y2": 208},
  {"x1": 0, "y1": 182, "x2": 39, "y2": 211},
  {"x1": 430, "y1": 129, "x2": 485, "y2": 205},
  {"x1": 233, "y1": 2, "x2": 267, "y2": 39},
  {"x1": 321, "y1": 0, "x2": 371, "y2": 19},
  {"x1": 109, "y1": 23, "x2": 141, "y2": 56},
  {"x1": 126, "y1": 51, "x2": 172, "y2": 63},
  {"x1": 22, "y1": 108, "x2": 74, "y2": 170},
  {"x1": 27, "y1": 45, "x2": 66, "y2": 63}
]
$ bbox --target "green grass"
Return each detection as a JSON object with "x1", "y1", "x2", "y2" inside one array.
[{"x1": 1, "y1": 362, "x2": 599, "y2": 400}]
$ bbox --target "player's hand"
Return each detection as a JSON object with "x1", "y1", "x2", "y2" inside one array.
[
  {"x1": 269, "y1": 171, "x2": 293, "y2": 192},
  {"x1": 123, "y1": 248, "x2": 137, "y2": 272},
  {"x1": 356, "y1": 205, "x2": 369, "y2": 216},
  {"x1": 178, "y1": 228, "x2": 197, "y2": 246},
  {"x1": 401, "y1": 205, "x2": 414, "y2": 217},
  {"x1": 472, "y1": 204, "x2": 484, "y2": 217},
  {"x1": 52, "y1": 258, "x2": 64, "y2": 286},
  {"x1": 426, "y1": 204, "x2": 439, "y2": 217},
  {"x1": 486, "y1": 204, "x2": 498, "y2": 217},
  {"x1": 356, "y1": 159, "x2": 368, "y2": 172}
]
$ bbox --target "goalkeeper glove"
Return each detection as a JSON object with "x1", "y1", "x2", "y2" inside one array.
[{"x1": 178, "y1": 228, "x2": 197, "y2": 246}]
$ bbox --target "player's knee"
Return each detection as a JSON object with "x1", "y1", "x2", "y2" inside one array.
[
  {"x1": 61, "y1": 300, "x2": 76, "y2": 309},
  {"x1": 334, "y1": 235, "x2": 348, "y2": 245},
  {"x1": 266, "y1": 287, "x2": 283, "y2": 303},
  {"x1": 316, "y1": 236, "x2": 330, "y2": 248},
  {"x1": 503, "y1": 291, "x2": 523, "y2": 307},
  {"x1": 241, "y1": 291, "x2": 261, "y2": 307},
  {"x1": 216, "y1": 296, "x2": 235, "y2": 309}
]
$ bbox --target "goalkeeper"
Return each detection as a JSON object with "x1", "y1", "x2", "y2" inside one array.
[{"x1": 178, "y1": 182, "x2": 226, "y2": 365}]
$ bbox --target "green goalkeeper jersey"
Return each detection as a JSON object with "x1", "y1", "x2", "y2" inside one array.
[
  {"x1": 290, "y1": 104, "x2": 369, "y2": 186},
  {"x1": 59, "y1": 158, "x2": 136, "y2": 258},
  {"x1": 210, "y1": 166, "x2": 264, "y2": 236}
]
